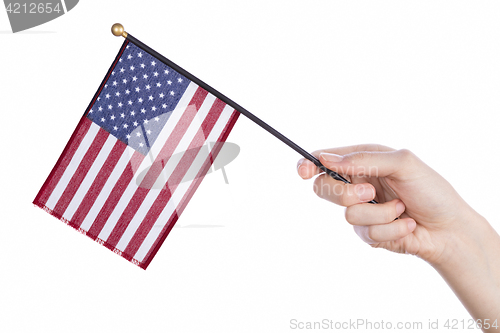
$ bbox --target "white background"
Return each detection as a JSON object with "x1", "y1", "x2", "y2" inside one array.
[{"x1": 1, "y1": 1, "x2": 499, "y2": 332}]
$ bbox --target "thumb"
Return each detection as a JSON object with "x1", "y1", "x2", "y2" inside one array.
[{"x1": 319, "y1": 149, "x2": 417, "y2": 178}]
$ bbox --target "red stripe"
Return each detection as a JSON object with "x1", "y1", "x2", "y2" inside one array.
[
  {"x1": 34, "y1": 117, "x2": 93, "y2": 207},
  {"x1": 52, "y1": 128, "x2": 110, "y2": 216},
  {"x1": 86, "y1": 151, "x2": 145, "y2": 239},
  {"x1": 69, "y1": 140, "x2": 127, "y2": 229},
  {"x1": 140, "y1": 110, "x2": 240, "y2": 269},
  {"x1": 123, "y1": 98, "x2": 227, "y2": 258},
  {"x1": 104, "y1": 87, "x2": 209, "y2": 248}
]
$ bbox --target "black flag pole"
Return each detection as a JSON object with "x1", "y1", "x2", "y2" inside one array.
[{"x1": 110, "y1": 23, "x2": 377, "y2": 204}]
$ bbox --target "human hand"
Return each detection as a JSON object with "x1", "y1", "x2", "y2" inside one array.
[{"x1": 296, "y1": 144, "x2": 483, "y2": 265}]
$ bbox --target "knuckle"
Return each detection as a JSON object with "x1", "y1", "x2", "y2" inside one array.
[{"x1": 396, "y1": 148, "x2": 415, "y2": 162}]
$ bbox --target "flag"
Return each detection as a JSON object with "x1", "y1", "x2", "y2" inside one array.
[{"x1": 33, "y1": 39, "x2": 239, "y2": 269}]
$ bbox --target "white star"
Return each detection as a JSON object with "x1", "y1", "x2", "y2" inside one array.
[
  {"x1": 136, "y1": 132, "x2": 141, "y2": 137},
  {"x1": 108, "y1": 104, "x2": 113, "y2": 109},
  {"x1": 130, "y1": 65, "x2": 135, "y2": 71},
  {"x1": 178, "y1": 78, "x2": 183, "y2": 83},
  {"x1": 154, "y1": 72, "x2": 158, "y2": 77},
  {"x1": 155, "y1": 117, "x2": 160, "y2": 122},
  {"x1": 134, "y1": 122, "x2": 139, "y2": 127},
  {"x1": 120, "y1": 113, "x2": 125, "y2": 118},
  {"x1": 97, "y1": 97, "x2": 100, "y2": 101},
  {"x1": 115, "y1": 92, "x2": 120, "y2": 97},
  {"x1": 128, "y1": 100, "x2": 133, "y2": 105},
  {"x1": 156, "y1": 82, "x2": 161, "y2": 87},
  {"x1": 98, "y1": 106, "x2": 103, "y2": 111},
  {"x1": 126, "y1": 45, "x2": 130, "y2": 49},
  {"x1": 140, "y1": 63, "x2": 145, "y2": 68},
  {"x1": 122, "y1": 79, "x2": 128, "y2": 84},
  {"x1": 123, "y1": 124, "x2": 129, "y2": 129},
  {"x1": 164, "y1": 69, "x2": 169, "y2": 74},
  {"x1": 151, "y1": 61, "x2": 156, "y2": 66},
  {"x1": 138, "y1": 52, "x2": 143, "y2": 58},
  {"x1": 147, "y1": 130, "x2": 152, "y2": 135},
  {"x1": 170, "y1": 91, "x2": 175, "y2": 96},
  {"x1": 141, "y1": 108, "x2": 146, "y2": 114},
  {"x1": 146, "y1": 84, "x2": 151, "y2": 90},
  {"x1": 135, "y1": 87, "x2": 140, "y2": 92},
  {"x1": 126, "y1": 134, "x2": 131, "y2": 139},
  {"x1": 120, "y1": 67, "x2": 125, "y2": 73},
  {"x1": 167, "y1": 80, "x2": 172, "y2": 85},
  {"x1": 125, "y1": 89, "x2": 130, "y2": 94},
  {"x1": 111, "y1": 71, "x2": 115, "y2": 76},
  {"x1": 139, "y1": 143, "x2": 144, "y2": 147},
  {"x1": 143, "y1": 74, "x2": 148, "y2": 79},
  {"x1": 127, "y1": 54, "x2": 132, "y2": 60},
  {"x1": 89, "y1": 109, "x2": 93, "y2": 113},
  {"x1": 132, "y1": 76, "x2": 137, "y2": 82},
  {"x1": 113, "y1": 126, "x2": 118, "y2": 131},
  {"x1": 110, "y1": 115, "x2": 116, "y2": 120},
  {"x1": 113, "y1": 81, "x2": 118, "y2": 86},
  {"x1": 118, "y1": 59, "x2": 122, "y2": 63},
  {"x1": 149, "y1": 95, "x2": 153, "y2": 100},
  {"x1": 104, "y1": 84, "x2": 108, "y2": 88},
  {"x1": 152, "y1": 106, "x2": 157, "y2": 111},
  {"x1": 159, "y1": 93, "x2": 164, "y2": 98},
  {"x1": 162, "y1": 104, "x2": 167, "y2": 108},
  {"x1": 101, "y1": 117, "x2": 105, "y2": 122},
  {"x1": 138, "y1": 98, "x2": 143, "y2": 103},
  {"x1": 131, "y1": 111, "x2": 136, "y2": 116},
  {"x1": 118, "y1": 102, "x2": 123, "y2": 107},
  {"x1": 106, "y1": 94, "x2": 110, "y2": 99},
  {"x1": 143, "y1": 119, "x2": 149, "y2": 124}
]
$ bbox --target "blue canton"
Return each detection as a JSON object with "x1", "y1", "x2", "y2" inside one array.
[{"x1": 87, "y1": 42, "x2": 191, "y2": 155}]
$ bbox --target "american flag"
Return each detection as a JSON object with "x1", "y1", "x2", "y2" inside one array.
[{"x1": 34, "y1": 40, "x2": 239, "y2": 269}]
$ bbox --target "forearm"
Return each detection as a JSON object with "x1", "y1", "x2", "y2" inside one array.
[{"x1": 432, "y1": 213, "x2": 500, "y2": 332}]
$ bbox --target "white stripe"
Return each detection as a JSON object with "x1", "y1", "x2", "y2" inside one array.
[
  {"x1": 97, "y1": 82, "x2": 200, "y2": 241},
  {"x1": 79, "y1": 146, "x2": 135, "y2": 232},
  {"x1": 60, "y1": 0, "x2": 68, "y2": 13},
  {"x1": 45, "y1": 123, "x2": 100, "y2": 210},
  {"x1": 134, "y1": 105, "x2": 235, "y2": 262},
  {"x1": 62, "y1": 135, "x2": 117, "y2": 221},
  {"x1": 114, "y1": 93, "x2": 217, "y2": 251}
]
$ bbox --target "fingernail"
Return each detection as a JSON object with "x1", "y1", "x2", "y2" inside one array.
[
  {"x1": 355, "y1": 184, "x2": 374, "y2": 202},
  {"x1": 396, "y1": 201, "x2": 405, "y2": 216},
  {"x1": 298, "y1": 165, "x2": 307, "y2": 178},
  {"x1": 407, "y1": 220, "x2": 416, "y2": 232},
  {"x1": 320, "y1": 153, "x2": 343, "y2": 163}
]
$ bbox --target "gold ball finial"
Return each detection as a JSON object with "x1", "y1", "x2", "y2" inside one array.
[{"x1": 111, "y1": 23, "x2": 127, "y2": 37}]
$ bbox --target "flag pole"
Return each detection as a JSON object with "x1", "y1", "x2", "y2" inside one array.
[{"x1": 110, "y1": 24, "x2": 377, "y2": 204}]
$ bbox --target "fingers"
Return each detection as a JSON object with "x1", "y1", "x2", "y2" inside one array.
[
  {"x1": 319, "y1": 148, "x2": 418, "y2": 178},
  {"x1": 345, "y1": 199, "x2": 405, "y2": 225},
  {"x1": 313, "y1": 174, "x2": 375, "y2": 206},
  {"x1": 353, "y1": 218, "x2": 417, "y2": 244}
]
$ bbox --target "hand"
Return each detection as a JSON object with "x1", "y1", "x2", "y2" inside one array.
[{"x1": 296, "y1": 144, "x2": 482, "y2": 265}]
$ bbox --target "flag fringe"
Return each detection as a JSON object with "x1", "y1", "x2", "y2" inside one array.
[{"x1": 33, "y1": 202, "x2": 144, "y2": 269}]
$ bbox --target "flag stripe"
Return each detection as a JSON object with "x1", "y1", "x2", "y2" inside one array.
[
  {"x1": 62, "y1": 135, "x2": 123, "y2": 225},
  {"x1": 86, "y1": 151, "x2": 145, "y2": 238},
  {"x1": 113, "y1": 92, "x2": 218, "y2": 251},
  {"x1": 136, "y1": 108, "x2": 240, "y2": 267},
  {"x1": 78, "y1": 147, "x2": 136, "y2": 232},
  {"x1": 44, "y1": 121, "x2": 101, "y2": 210},
  {"x1": 89, "y1": 83, "x2": 200, "y2": 241},
  {"x1": 34, "y1": 117, "x2": 92, "y2": 207},
  {"x1": 52, "y1": 128, "x2": 110, "y2": 217},
  {"x1": 104, "y1": 87, "x2": 210, "y2": 248},
  {"x1": 118, "y1": 97, "x2": 227, "y2": 254}
]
